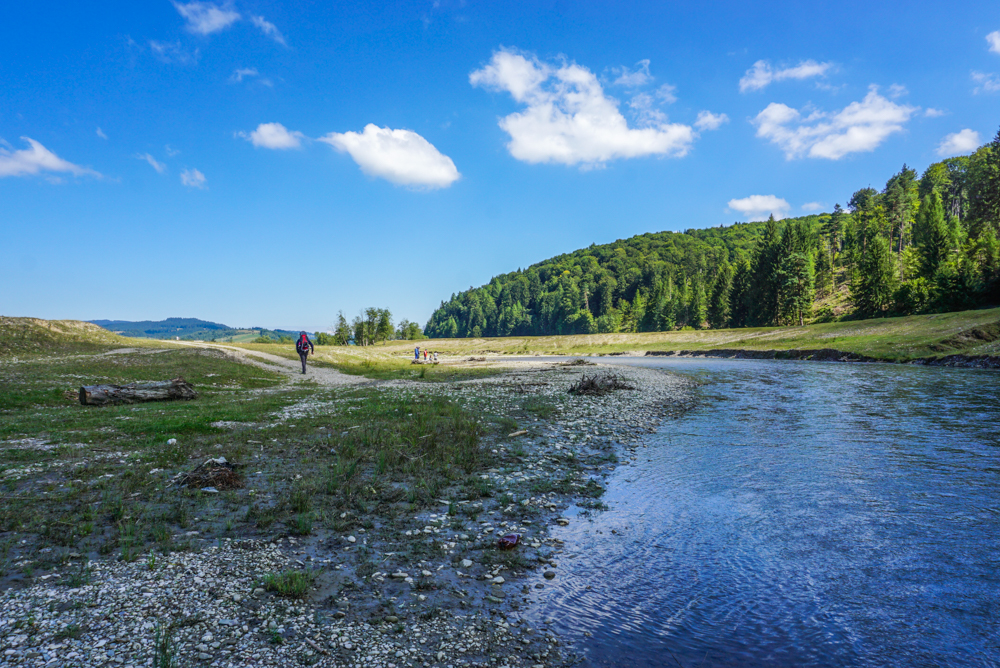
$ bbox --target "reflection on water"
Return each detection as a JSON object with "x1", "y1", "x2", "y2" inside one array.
[{"x1": 528, "y1": 359, "x2": 1000, "y2": 668}]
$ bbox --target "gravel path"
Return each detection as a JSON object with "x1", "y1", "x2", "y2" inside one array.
[{"x1": 171, "y1": 341, "x2": 369, "y2": 388}]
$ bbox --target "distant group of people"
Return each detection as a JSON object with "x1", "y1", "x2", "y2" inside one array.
[{"x1": 414, "y1": 346, "x2": 438, "y2": 362}]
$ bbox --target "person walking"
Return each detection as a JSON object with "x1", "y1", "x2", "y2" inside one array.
[
  {"x1": 296, "y1": 331, "x2": 314, "y2": 374},
  {"x1": 415, "y1": 346, "x2": 420, "y2": 360}
]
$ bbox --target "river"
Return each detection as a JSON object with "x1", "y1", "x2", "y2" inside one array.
[{"x1": 527, "y1": 358, "x2": 1000, "y2": 667}]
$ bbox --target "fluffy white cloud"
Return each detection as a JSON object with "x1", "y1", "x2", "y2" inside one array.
[
  {"x1": 172, "y1": 2, "x2": 240, "y2": 35},
  {"x1": 612, "y1": 60, "x2": 652, "y2": 87},
  {"x1": 739, "y1": 59, "x2": 833, "y2": 92},
  {"x1": 753, "y1": 86, "x2": 917, "y2": 160},
  {"x1": 924, "y1": 108, "x2": 946, "y2": 118},
  {"x1": 728, "y1": 195, "x2": 790, "y2": 221},
  {"x1": 238, "y1": 122, "x2": 305, "y2": 149},
  {"x1": 319, "y1": 125, "x2": 460, "y2": 189},
  {"x1": 801, "y1": 202, "x2": 824, "y2": 212},
  {"x1": 987, "y1": 31, "x2": 1000, "y2": 54},
  {"x1": 136, "y1": 153, "x2": 166, "y2": 173},
  {"x1": 180, "y1": 168, "x2": 207, "y2": 189},
  {"x1": 694, "y1": 111, "x2": 729, "y2": 131},
  {"x1": 936, "y1": 129, "x2": 981, "y2": 157},
  {"x1": 251, "y1": 16, "x2": 286, "y2": 45},
  {"x1": 96, "y1": 127, "x2": 108, "y2": 140},
  {"x1": 972, "y1": 71, "x2": 1000, "y2": 93},
  {"x1": 0, "y1": 137, "x2": 99, "y2": 179},
  {"x1": 470, "y1": 48, "x2": 695, "y2": 167}
]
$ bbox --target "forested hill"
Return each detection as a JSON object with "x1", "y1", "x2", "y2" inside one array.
[
  {"x1": 425, "y1": 127, "x2": 1000, "y2": 338},
  {"x1": 426, "y1": 216, "x2": 822, "y2": 337}
]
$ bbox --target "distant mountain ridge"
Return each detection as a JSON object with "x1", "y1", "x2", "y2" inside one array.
[{"x1": 90, "y1": 317, "x2": 298, "y2": 341}]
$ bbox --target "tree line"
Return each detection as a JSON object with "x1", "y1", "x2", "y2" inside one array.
[
  {"x1": 425, "y1": 127, "x2": 1000, "y2": 338},
  {"x1": 312, "y1": 309, "x2": 426, "y2": 346}
]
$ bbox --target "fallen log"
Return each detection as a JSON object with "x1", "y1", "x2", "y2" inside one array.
[{"x1": 79, "y1": 378, "x2": 197, "y2": 406}]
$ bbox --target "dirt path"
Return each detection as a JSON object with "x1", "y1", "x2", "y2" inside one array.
[{"x1": 170, "y1": 341, "x2": 370, "y2": 387}]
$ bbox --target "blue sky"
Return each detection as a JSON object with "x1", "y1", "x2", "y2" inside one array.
[{"x1": 2, "y1": 1, "x2": 999, "y2": 332}]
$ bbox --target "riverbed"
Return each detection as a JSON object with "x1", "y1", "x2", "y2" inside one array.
[{"x1": 529, "y1": 358, "x2": 1000, "y2": 667}]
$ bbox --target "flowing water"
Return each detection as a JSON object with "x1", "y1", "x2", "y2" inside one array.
[{"x1": 527, "y1": 358, "x2": 1000, "y2": 667}]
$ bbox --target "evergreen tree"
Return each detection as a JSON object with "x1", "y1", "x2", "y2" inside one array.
[
  {"x1": 749, "y1": 215, "x2": 783, "y2": 326},
  {"x1": 852, "y1": 235, "x2": 897, "y2": 317},
  {"x1": 333, "y1": 311, "x2": 352, "y2": 345},
  {"x1": 913, "y1": 192, "x2": 949, "y2": 279},
  {"x1": 728, "y1": 256, "x2": 753, "y2": 328},
  {"x1": 707, "y1": 261, "x2": 733, "y2": 329},
  {"x1": 777, "y1": 250, "x2": 815, "y2": 325},
  {"x1": 967, "y1": 127, "x2": 1000, "y2": 237}
]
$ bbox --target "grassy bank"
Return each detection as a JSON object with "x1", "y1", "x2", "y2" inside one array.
[{"x1": 227, "y1": 307, "x2": 1000, "y2": 367}]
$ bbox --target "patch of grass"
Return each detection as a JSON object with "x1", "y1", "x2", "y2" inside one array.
[
  {"x1": 289, "y1": 513, "x2": 313, "y2": 536},
  {"x1": 54, "y1": 623, "x2": 83, "y2": 641},
  {"x1": 153, "y1": 624, "x2": 176, "y2": 668},
  {"x1": 261, "y1": 570, "x2": 315, "y2": 598}
]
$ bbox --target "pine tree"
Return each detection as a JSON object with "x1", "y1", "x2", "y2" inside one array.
[
  {"x1": 852, "y1": 235, "x2": 897, "y2": 317},
  {"x1": 968, "y1": 127, "x2": 1000, "y2": 238},
  {"x1": 913, "y1": 192, "x2": 949, "y2": 279},
  {"x1": 728, "y1": 256, "x2": 753, "y2": 328},
  {"x1": 707, "y1": 261, "x2": 733, "y2": 329},
  {"x1": 749, "y1": 215, "x2": 783, "y2": 326}
]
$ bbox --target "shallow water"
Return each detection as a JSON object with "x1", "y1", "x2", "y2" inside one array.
[{"x1": 528, "y1": 358, "x2": 1000, "y2": 667}]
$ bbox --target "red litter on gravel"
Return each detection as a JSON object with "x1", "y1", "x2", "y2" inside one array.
[{"x1": 497, "y1": 533, "x2": 521, "y2": 550}]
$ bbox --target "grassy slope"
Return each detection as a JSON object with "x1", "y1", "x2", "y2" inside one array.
[
  {"x1": 279, "y1": 307, "x2": 1000, "y2": 365},
  {"x1": 0, "y1": 317, "x2": 142, "y2": 358}
]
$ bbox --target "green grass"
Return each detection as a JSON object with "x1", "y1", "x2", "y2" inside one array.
[
  {"x1": 261, "y1": 570, "x2": 315, "y2": 598},
  {"x1": 0, "y1": 329, "x2": 508, "y2": 575}
]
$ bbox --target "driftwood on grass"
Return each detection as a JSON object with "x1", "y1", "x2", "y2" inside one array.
[{"x1": 79, "y1": 378, "x2": 197, "y2": 406}]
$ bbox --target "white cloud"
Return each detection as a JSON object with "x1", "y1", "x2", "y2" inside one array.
[
  {"x1": 694, "y1": 111, "x2": 729, "y2": 131},
  {"x1": 987, "y1": 31, "x2": 1000, "y2": 54},
  {"x1": 936, "y1": 129, "x2": 981, "y2": 157},
  {"x1": 628, "y1": 93, "x2": 667, "y2": 126},
  {"x1": 136, "y1": 153, "x2": 166, "y2": 173},
  {"x1": 972, "y1": 71, "x2": 1000, "y2": 93},
  {"x1": 149, "y1": 40, "x2": 198, "y2": 65},
  {"x1": 319, "y1": 124, "x2": 460, "y2": 189},
  {"x1": 238, "y1": 122, "x2": 305, "y2": 149},
  {"x1": 251, "y1": 16, "x2": 286, "y2": 46},
  {"x1": 172, "y1": 2, "x2": 240, "y2": 35},
  {"x1": 165, "y1": 144, "x2": 181, "y2": 157},
  {"x1": 801, "y1": 201, "x2": 824, "y2": 212},
  {"x1": 180, "y1": 168, "x2": 207, "y2": 189},
  {"x1": 752, "y1": 86, "x2": 918, "y2": 160},
  {"x1": 0, "y1": 137, "x2": 100, "y2": 179},
  {"x1": 612, "y1": 59, "x2": 652, "y2": 87},
  {"x1": 739, "y1": 59, "x2": 833, "y2": 92},
  {"x1": 728, "y1": 195, "x2": 790, "y2": 221},
  {"x1": 230, "y1": 67, "x2": 258, "y2": 83},
  {"x1": 888, "y1": 84, "x2": 908, "y2": 98},
  {"x1": 924, "y1": 108, "x2": 946, "y2": 118},
  {"x1": 470, "y1": 48, "x2": 695, "y2": 167},
  {"x1": 96, "y1": 127, "x2": 108, "y2": 140},
  {"x1": 655, "y1": 83, "x2": 677, "y2": 104}
]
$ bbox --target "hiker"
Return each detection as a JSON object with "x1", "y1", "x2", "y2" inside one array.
[
  {"x1": 295, "y1": 331, "x2": 314, "y2": 374},
  {"x1": 415, "y1": 346, "x2": 420, "y2": 360},
  {"x1": 433, "y1": 352, "x2": 438, "y2": 362},
  {"x1": 423, "y1": 349, "x2": 428, "y2": 361}
]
